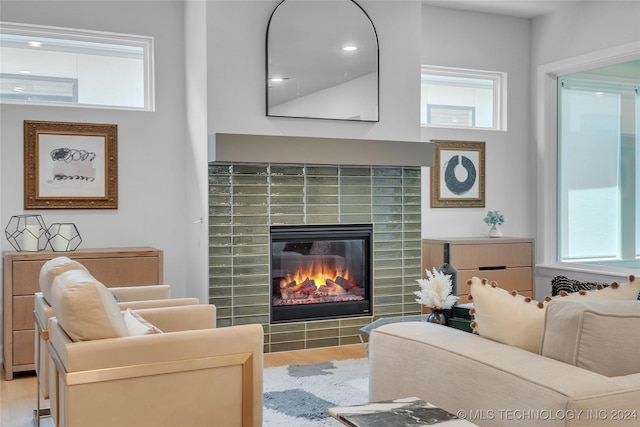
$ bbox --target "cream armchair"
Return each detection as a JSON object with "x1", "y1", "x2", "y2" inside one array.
[
  {"x1": 47, "y1": 304, "x2": 263, "y2": 427},
  {"x1": 35, "y1": 288, "x2": 199, "y2": 392},
  {"x1": 34, "y1": 257, "x2": 198, "y2": 420}
]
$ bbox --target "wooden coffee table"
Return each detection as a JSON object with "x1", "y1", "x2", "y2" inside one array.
[{"x1": 327, "y1": 397, "x2": 479, "y2": 426}]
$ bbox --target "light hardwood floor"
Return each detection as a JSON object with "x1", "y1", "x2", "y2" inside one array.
[{"x1": 1, "y1": 344, "x2": 366, "y2": 427}]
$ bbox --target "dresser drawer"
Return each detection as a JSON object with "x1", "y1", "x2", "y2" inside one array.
[
  {"x1": 12, "y1": 260, "x2": 44, "y2": 295},
  {"x1": 13, "y1": 329, "x2": 35, "y2": 366},
  {"x1": 450, "y1": 243, "x2": 532, "y2": 269},
  {"x1": 78, "y1": 257, "x2": 160, "y2": 286},
  {"x1": 12, "y1": 295, "x2": 35, "y2": 330},
  {"x1": 457, "y1": 268, "x2": 533, "y2": 293}
]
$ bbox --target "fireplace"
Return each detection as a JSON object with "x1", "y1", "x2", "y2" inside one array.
[{"x1": 270, "y1": 224, "x2": 373, "y2": 323}]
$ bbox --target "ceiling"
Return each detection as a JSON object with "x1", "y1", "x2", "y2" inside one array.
[{"x1": 421, "y1": 1, "x2": 581, "y2": 19}]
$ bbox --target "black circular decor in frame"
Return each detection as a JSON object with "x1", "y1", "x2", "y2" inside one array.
[{"x1": 443, "y1": 155, "x2": 476, "y2": 195}]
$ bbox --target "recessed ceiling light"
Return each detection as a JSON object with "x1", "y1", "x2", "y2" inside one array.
[
  {"x1": 269, "y1": 77, "x2": 289, "y2": 83},
  {"x1": 18, "y1": 70, "x2": 31, "y2": 74},
  {"x1": 13, "y1": 86, "x2": 24, "y2": 92},
  {"x1": 28, "y1": 41, "x2": 43, "y2": 47},
  {"x1": 343, "y1": 45, "x2": 358, "y2": 51}
]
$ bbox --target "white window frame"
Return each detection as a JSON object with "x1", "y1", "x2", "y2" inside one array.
[
  {"x1": 536, "y1": 42, "x2": 639, "y2": 280},
  {"x1": 421, "y1": 65, "x2": 507, "y2": 131},
  {"x1": 0, "y1": 21, "x2": 155, "y2": 111}
]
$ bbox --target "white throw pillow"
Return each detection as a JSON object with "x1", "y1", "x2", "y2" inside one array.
[
  {"x1": 49, "y1": 269, "x2": 128, "y2": 342},
  {"x1": 123, "y1": 308, "x2": 163, "y2": 336},
  {"x1": 39, "y1": 256, "x2": 90, "y2": 303}
]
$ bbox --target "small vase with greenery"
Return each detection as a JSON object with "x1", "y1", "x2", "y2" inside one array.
[{"x1": 484, "y1": 210, "x2": 504, "y2": 237}]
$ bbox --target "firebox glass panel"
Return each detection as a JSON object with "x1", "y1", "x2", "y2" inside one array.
[{"x1": 270, "y1": 224, "x2": 372, "y2": 323}]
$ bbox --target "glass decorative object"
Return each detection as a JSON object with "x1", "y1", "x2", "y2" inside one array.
[
  {"x1": 47, "y1": 223, "x2": 82, "y2": 252},
  {"x1": 426, "y1": 309, "x2": 447, "y2": 325},
  {"x1": 4, "y1": 215, "x2": 48, "y2": 251}
]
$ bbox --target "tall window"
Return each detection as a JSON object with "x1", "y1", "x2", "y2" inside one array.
[
  {"x1": 421, "y1": 65, "x2": 506, "y2": 130},
  {"x1": 557, "y1": 61, "x2": 639, "y2": 268},
  {"x1": 0, "y1": 22, "x2": 154, "y2": 110}
]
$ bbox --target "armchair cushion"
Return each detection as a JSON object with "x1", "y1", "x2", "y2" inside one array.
[
  {"x1": 39, "y1": 256, "x2": 89, "y2": 302},
  {"x1": 49, "y1": 269, "x2": 128, "y2": 341}
]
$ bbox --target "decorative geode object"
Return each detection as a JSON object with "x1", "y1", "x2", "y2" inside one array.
[
  {"x1": 4, "y1": 214, "x2": 49, "y2": 251},
  {"x1": 47, "y1": 223, "x2": 82, "y2": 252}
]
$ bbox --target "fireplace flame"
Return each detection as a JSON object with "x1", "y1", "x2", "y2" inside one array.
[
  {"x1": 277, "y1": 257, "x2": 362, "y2": 300},
  {"x1": 280, "y1": 257, "x2": 351, "y2": 290}
]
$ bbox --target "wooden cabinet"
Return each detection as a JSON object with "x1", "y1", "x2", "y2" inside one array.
[
  {"x1": 421, "y1": 237, "x2": 534, "y2": 306},
  {"x1": 2, "y1": 247, "x2": 163, "y2": 380}
]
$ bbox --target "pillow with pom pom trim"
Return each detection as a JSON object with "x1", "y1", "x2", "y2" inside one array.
[
  {"x1": 467, "y1": 277, "x2": 546, "y2": 354},
  {"x1": 549, "y1": 275, "x2": 638, "y2": 301}
]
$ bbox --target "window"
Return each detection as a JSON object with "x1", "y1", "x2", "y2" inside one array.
[
  {"x1": 557, "y1": 61, "x2": 640, "y2": 268},
  {"x1": 0, "y1": 22, "x2": 154, "y2": 110},
  {"x1": 421, "y1": 65, "x2": 506, "y2": 130}
]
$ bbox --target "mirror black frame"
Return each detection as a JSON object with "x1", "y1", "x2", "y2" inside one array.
[{"x1": 266, "y1": 0, "x2": 379, "y2": 122}]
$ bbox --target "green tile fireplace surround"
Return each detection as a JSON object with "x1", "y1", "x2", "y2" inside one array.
[{"x1": 209, "y1": 162, "x2": 422, "y2": 352}]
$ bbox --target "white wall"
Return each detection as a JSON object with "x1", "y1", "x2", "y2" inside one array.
[
  {"x1": 206, "y1": 0, "x2": 422, "y2": 142},
  {"x1": 183, "y1": 0, "x2": 210, "y2": 304},
  {"x1": 420, "y1": 5, "x2": 534, "y2": 240},
  {"x1": 532, "y1": 1, "x2": 640, "y2": 66},
  {"x1": 0, "y1": 0, "x2": 191, "y2": 304}
]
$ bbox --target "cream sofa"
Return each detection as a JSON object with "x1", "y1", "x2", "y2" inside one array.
[{"x1": 369, "y1": 299, "x2": 640, "y2": 427}]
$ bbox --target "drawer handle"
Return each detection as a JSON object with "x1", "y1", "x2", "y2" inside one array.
[{"x1": 479, "y1": 266, "x2": 506, "y2": 271}]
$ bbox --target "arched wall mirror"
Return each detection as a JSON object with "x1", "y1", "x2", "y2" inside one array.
[{"x1": 266, "y1": 0, "x2": 379, "y2": 122}]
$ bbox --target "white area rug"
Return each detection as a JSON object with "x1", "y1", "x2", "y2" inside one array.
[{"x1": 263, "y1": 357, "x2": 370, "y2": 427}]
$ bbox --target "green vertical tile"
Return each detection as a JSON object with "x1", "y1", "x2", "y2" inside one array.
[{"x1": 209, "y1": 161, "x2": 421, "y2": 342}]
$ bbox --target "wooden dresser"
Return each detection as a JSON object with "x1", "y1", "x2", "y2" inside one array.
[
  {"x1": 421, "y1": 237, "x2": 535, "y2": 305},
  {"x1": 2, "y1": 247, "x2": 163, "y2": 380}
]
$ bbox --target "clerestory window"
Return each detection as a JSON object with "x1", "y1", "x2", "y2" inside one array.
[
  {"x1": 421, "y1": 65, "x2": 506, "y2": 131},
  {"x1": 0, "y1": 22, "x2": 154, "y2": 110}
]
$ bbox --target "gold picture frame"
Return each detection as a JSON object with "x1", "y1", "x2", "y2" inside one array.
[
  {"x1": 430, "y1": 140, "x2": 485, "y2": 208},
  {"x1": 24, "y1": 120, "x2": 118, "y2": 209}
]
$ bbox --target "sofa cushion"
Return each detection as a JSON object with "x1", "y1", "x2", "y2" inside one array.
[
  {"x1": 467, "y1": 277, "x2": 546, "y2": 353},
  {"x1": 39, "y1": 256, "x2": 89, "y2": 302},
  {"x1": 123, "y1": 308, "x2": 163, "y2": 335},
  {"x1": 541, "y1": 299, "x2": 640, "y2": 376},
  {"x1": 468, "y1": 275, "x2": 639, "y2": 354},
  {"x1": 49, "y1": 269, "x2": 129, "y2": 341}
]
